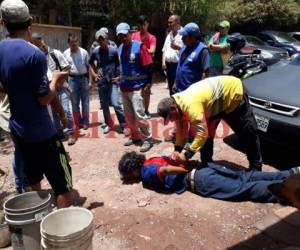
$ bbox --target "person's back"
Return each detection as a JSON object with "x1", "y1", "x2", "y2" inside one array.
[
  {"x1": 173, "y1": 75, "x2": 244, "y2": 118},
  {"x1": 0, "y1": 39, "x2": 56, "y2": 142}
]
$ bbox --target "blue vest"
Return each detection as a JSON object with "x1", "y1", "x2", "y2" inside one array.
[
  {"x1": 176, "y1": 41, "x2": 207, "y2": 92},
  {"x1": 118, "y1": 40, "x2": 147, "y2": 91}
]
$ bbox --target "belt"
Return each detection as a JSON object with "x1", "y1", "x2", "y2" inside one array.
[
  {"x1": 69, "y1": 73, "x2": 88, "y2": 78},
  {"x1": 186, "y1": 169, "x2": 196, "y2": 192}
]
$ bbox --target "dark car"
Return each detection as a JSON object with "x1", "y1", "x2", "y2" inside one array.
[
  {"x1": 289, "y1": 32, "x2": 300, "y2": 41},
  {"x1": 242, "y1": 35, "x2": 289, "y2": 65},
  {"x1": 257, "y1": 31, "x2": 300, "y2": 56},
  {"x1": 243, "y1": 55, "x2": 300, "y2": 148}
]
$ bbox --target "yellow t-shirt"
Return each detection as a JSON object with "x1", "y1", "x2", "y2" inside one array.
[{"x1": 173, "y1": 75, "x2": 244, "y2": 152}]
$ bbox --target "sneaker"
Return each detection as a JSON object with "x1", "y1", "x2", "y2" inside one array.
[
  {"x1": 67, "y1": 137, "x2": 76, "y2": 146},
  {"x1": 140, "y1": 140, "x2": 153, "y2": 153},
  {"x1": 102, "y1": 125, "x2": 110, "y2": 134}
]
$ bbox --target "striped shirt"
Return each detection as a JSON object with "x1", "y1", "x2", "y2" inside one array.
[{"x1": 173, "y1": 75, "x2": 244, "y2": 152}]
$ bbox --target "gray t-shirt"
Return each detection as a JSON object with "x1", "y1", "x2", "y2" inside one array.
[{"x1": 63, "y1": 47, "x2": 89, "y2": 75}]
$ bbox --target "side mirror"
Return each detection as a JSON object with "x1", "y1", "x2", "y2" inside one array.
[{"x1": 266, "y1": 39, "x2": 275, "y2": 46}]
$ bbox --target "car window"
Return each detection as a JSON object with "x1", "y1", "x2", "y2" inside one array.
[
  {"x1": 245, "y1": 36, "x2": 266, "y2": 46},
  {"x1": 258, "y1": 33, "x2": 272, "y2": 42},
  {"x1": 273, "y1": 32, "x2": 298, "y2": 43}
]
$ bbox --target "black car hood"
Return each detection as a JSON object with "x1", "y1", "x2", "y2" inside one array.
[{"x1": 243, "y1": 61, "x2": 300, "y2": 107}]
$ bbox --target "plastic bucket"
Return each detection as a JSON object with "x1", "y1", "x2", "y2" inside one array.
[
  {"x1": 3, "y1": 191, "x2": 52, "y2": 250},
  {"x1": 41, "y1": 207, "x2": 94, "y2": 250}
]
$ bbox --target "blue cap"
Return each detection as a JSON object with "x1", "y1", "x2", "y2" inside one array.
[
  {"x1": 179, "y1": 22, "x2": 200, "y2": 37},
  {"x1": 116, "y1": 22, "x2": 130, "y2": 36}
]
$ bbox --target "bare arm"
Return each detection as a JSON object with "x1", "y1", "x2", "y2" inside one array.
[
  {"x1": 209, "y1": 44, "x2": 229, "y2": 52},
  {"x1": 38, "y1": 71, "x2": 68, "y2": 106},
  {"x1": 159, "y1": 166, "x2": 188, "y2": 178}
]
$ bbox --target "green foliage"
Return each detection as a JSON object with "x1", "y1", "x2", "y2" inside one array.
[{"x1": 222, "y1": 0, "x2": 300, "y2": 30}]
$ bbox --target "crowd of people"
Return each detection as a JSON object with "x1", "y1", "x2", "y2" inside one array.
[{"x1": 0, "y1": 0, "x2": 299, "y2": 209}]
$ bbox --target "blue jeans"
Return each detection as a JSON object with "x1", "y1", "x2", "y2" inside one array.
[
  {"x1": 98, "y1": 82, "x2": 125, "y2": 126},
  {"x1": 12, "y1": 138, "x2": 28, "y2": 193},
  {"x1": 194, "y1": 163, "x2": 290, "y2": 202},
  {"x1": 69, "y1": 76, "x2": 89, "y2": 127},
  {"x1": 54, "y1": 88, "x2": 74, "y2": 135}
]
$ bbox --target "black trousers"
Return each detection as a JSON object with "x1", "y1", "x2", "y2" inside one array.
[{"x1": 200, "y1": 93, "x2": 263, "y2": 170}]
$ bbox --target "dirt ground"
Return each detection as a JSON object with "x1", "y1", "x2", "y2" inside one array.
[{"x1": 1, "y1": 81, "x2": 300, "y2": 250}]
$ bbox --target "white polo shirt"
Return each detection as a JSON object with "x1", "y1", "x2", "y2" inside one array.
[{"x1": 162, "y1": 30, "x2": 184, "y2": 63}]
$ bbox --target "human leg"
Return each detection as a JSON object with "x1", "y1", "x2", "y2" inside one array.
[
  {"x1": 98, "y1": 83, "x2": 111, "y2": 127},
  {"x1": 80, "y1": 77, "x2": 90, "y2": 127},
  {"x1": 131, "y1": 90, "x2": 152, "y2": 152},
  {"x1": 193, "y1": 163, "x2": 280, "y2": 202},
  {"x1": 200, "y1": 118, "x2": 220, "y2": 164},
  {"x1": 209, "y1": 67, "x2": 223, "y2": 77},
  {"x1": 166, "y1": 62, "x2": 178, "y2": 96},
  {"x1": 69, "y1": 77, "x2": 81, "y2": 129},
  {"x1": 224, "y1": 95, "x2": 262, "y2": 170},
  {"x1": 111, "y1": 84, "x2": 126, "y2": 126}
]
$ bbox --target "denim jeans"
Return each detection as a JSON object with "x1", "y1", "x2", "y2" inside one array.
[
  {"x1": 12, "y1": 137, "x2": 28, "y2": 193},
  {"x1": 53, "y1": 88, "x2": 74, "y2": 135},
  {"x1": 194, "y1": 163, "x2": 290, "y2": 202},
  {"x1": 98, "y1": 82, "x2": 125, "y2": 126},
  {"x1": 69, "y1": 76, "x2": 89, "y2": 127}
]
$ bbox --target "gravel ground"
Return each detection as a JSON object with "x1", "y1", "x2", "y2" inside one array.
[{"x1": 1, "y1": 81, "x2": 299, "y2": 249}]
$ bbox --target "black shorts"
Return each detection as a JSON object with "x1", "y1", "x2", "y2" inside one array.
[{"x1": 12, "y1": 134, "x2": 72, "y2": 195}]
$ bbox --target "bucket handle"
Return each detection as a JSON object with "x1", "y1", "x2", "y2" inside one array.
[{"x1": 5, "y1": 210, "x2": 50, "y2": 226}]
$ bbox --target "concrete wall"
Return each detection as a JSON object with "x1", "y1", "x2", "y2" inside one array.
[{"x1": 0, "y1": 23, "x2": 82, "y2": 52}]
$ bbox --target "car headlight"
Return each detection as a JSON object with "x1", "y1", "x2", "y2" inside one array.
[{"x1": 260, "y1": 50, "x2": 273, "y2": 59}]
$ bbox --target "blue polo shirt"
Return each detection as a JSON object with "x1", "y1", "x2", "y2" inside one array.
[
  {"x1": 0, "y1": 39, "x2": 57, "y2": 142},
  {"x1": 89, "y1": 45, "x2": 119, "y2": 84},
  {"x1": 141, "y1": 157, "x2": 187, "y2": 194}
]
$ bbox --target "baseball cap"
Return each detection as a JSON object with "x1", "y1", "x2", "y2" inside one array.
[
  {"x1": 219, "y1": 20, "x2": 230, "y2": 28},
  {"x1": 157, "y1": 98, "x2": 175, "y2": 125},
  {"x1": 116, "y1": 22, "x2": 130, "y2": 36},
  {"x1": 95, "y1": 28, "x2": 108, "y2": 40},
  {"x1": 179, "y1": 22, "x2": 200, "y2": 37},
  {"x1": 0, "y1": 0, "x2": 31, "y2": 23},
  {"x1": 31, "y1": 32, "x2": 42, "y2": 39}
]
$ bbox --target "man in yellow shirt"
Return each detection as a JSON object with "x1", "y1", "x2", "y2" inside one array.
[{"x1": 157, "y1": 75, "x2": 262, "y2": 171}]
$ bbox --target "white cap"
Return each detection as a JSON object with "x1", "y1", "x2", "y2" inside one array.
[{"x1": 0, "y1": 0, "x2": 30, "y2": 23}]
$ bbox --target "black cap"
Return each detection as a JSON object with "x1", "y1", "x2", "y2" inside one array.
[{"x1": 157, "y1": 98, "x2": 175, "y2": 125}]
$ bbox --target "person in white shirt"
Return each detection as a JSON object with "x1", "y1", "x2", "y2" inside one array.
[
  {"x1": 63, "y1": 34, "x2": 90, "y2": 130},
  {"x1": 162, "y1": 15, "x2": 184, "y2": 96},
  {"x1": 32, "y1": 33, "x2": 76, "y2": 145}
]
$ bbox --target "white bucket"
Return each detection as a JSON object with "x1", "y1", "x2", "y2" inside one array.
[
  {"x1": 40, "y1": 207, "x2": 94, "y2": 250},
  {"x1": 3, "y1": 191, "x2": 52, "y2": 250}
]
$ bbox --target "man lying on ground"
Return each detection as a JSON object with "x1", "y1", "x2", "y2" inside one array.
[{"x1": 118, "y1": 152, "x2": 300, "y2": 208}]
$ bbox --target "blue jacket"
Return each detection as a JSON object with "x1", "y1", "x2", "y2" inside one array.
[
  {"x1": 118, "y1": 40, "x2": 147, "y2": 91},
  {"x1": 176, "y1": 41, "x2": 209, "y2": 92}
]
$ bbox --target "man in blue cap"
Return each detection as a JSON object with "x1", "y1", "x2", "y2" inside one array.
[
  {"x1": 175, "y1": 22, "x2": 210, "y2": 93},
  {"x1": 115, "y1": 22, "x2": 153, "y2": 152}
]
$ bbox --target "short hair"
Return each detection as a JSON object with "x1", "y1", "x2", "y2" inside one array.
[
  {"x1": 138, "y1": 15, "x2": 149, "y2": 24},
  {"x1": 4, "y1": 19, "x2": 31, "y2": 33},
  {"x1": 172, "y1": 15, "x2": 181, "y2": 24},
  {"x1": 118, "y1": 151, "x2": 145, "y2": 180},
  {"x1": 67, "y1": 33, "x2": 78, "y2": 43}
]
